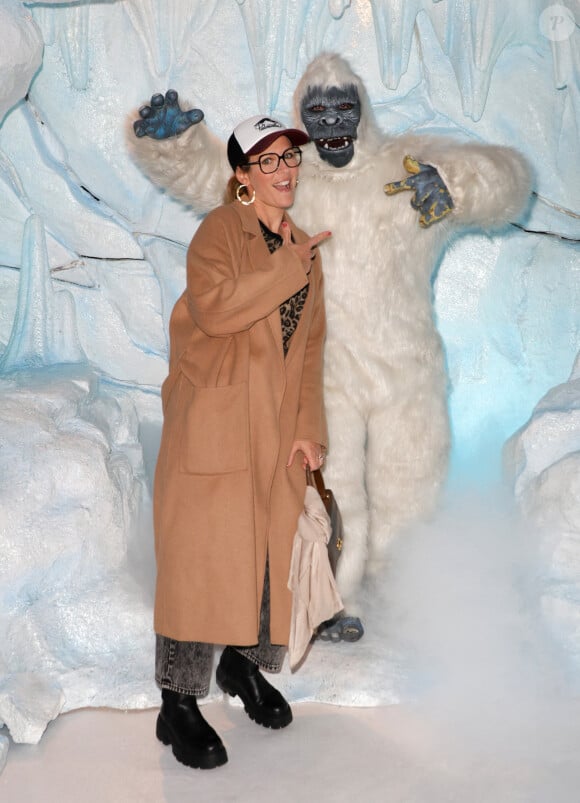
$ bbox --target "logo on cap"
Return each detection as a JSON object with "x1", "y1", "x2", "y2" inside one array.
[{"x1": 255, "y1": 117, "x2": 283, "y2": 131}]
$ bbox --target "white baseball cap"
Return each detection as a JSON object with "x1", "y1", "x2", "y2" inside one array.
[{"x1": 227, "y1": 115, "x2": 309, "y2": 170}]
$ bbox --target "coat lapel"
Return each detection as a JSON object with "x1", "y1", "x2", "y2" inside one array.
[
  {"x1": 282, "y1": 216, "x2": 314, "y2": 366},
  {"x1": 233, "y1": 202, "x2": 285, "y2": 367}
]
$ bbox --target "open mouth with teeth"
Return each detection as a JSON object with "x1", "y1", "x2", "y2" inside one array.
[{"x1": 315, "y1": 136, "x2": 353, "y2": 151}]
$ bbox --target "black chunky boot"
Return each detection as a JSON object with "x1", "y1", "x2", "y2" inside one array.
[
  {"x1": 216, "y1": 646, "x2": 292, "y2": 729},
  {"x1": 156, "y1": 688, "x2": 228, "y2": 769}
]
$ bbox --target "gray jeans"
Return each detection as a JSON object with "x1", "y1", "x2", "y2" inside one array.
[{"x1": 155, "y1": 560, "x2": 285, "y2": 697}]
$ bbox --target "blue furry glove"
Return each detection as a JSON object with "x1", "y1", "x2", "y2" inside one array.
[
  {"x1": 133, "y1": 89, "x2": 204, "y2": 139},
  {"x1": 384, "y1": 155, "x2": 454, "y2": 227}
]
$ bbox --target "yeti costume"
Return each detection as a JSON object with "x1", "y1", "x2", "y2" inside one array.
[{"x1": 128, "y1": 53, "x2": 531, "y2": 617}]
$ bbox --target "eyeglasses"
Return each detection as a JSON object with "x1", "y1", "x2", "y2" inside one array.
[{"x1": 245, "y1": 146, "x2": 302, "y2": 174}]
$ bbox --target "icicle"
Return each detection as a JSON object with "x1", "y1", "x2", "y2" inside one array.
[
  {"x1": 122, "y1": 0, "x2": 225, "y2": 80},
  {"x1": 328, "y1": 0, "x2": 351, "y2": 20},
  {"x1": 298, "y1": 0, "x2": 342, "y2": 62},
  {"x1": 29, "y1": 6, "x2": 57, "y2": 47},
  {"x1": 58, "y1": 0, "x2": 91, "y2": 92},
  {"x1": 173, "y1": 1, "x2": 223, "y2": 72},
  {"x1": 1, "y1": 215, "x2": 52, "y2": 371},
  {"x1": 0, "y1": 149, "x2": 32, "y2": 211},
  {"x1": 427, "y1": 0, "x2": 540, "y2": 121},
  {"x1": 539, "y1": 4, "x2": 578, "y2": 90},
  {"x1": 52, "y1": 289, "x2": 87, "y2": 366},
  {"x1": 235, "y1": 0, "x2": 309, "y2": 111},
  {"x1": 0, "y1": 215, "x2": 85, "y2": 373},
  {"x1": 123, "y1": 0, "x2": 170, "y2": 78},
  {"x1": 369, "y1": 0, "x2": 425, "y2": 90},
  {"x1": 550, "y1": 37, "x2": 570, "y2": 89}
]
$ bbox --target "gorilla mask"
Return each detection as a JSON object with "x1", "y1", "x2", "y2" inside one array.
[{"x1": 300, "y1": 84, "x2": 361, "y2": 168}]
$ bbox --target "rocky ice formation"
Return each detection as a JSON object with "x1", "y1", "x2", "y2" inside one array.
[{"x1": 504, "y1": 351, "x2": 580, "y2": 672}]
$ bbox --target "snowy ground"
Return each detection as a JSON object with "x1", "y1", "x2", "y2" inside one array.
[
  {"x1": 2, "y1": 698, "x2": 580, "y2": 802},
  {"x1": 4, "y1": 477, "x2": 580, "y2": 799}
]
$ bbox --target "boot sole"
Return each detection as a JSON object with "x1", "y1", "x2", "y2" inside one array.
[
  {"x1": 216, "y1": 672, "x2": 293, "y2": 729},
  {"x1": 156, "y1": 715, "x2": 228, "y2": 770}
]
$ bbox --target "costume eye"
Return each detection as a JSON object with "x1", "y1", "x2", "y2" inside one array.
[
  {"x1": 339, "y1": 103, "x2": 353, "y2": 110},
  {"x1": 310, "y1": 105, "x2": 325, "y2": 113}
]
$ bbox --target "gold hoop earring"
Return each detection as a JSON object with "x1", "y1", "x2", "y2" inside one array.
[{"x1": 236, "y1": 184, "x2": 256, "y2": 206}]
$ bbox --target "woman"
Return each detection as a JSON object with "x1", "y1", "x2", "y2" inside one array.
[{"x1": 153, "y1": 115, "x2": 331, "y2": 769}]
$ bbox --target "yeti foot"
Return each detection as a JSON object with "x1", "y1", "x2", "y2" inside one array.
[{"x1": 316, "y1": 614, "x2": 364, "y2": 642}]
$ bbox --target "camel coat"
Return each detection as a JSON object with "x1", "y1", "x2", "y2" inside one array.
[{"x1": 153, "y1": 200, "x2": 327, "y2": 646}]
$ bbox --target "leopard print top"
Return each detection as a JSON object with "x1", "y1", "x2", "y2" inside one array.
[{"x1": 260, "y1": 221, "x2": 309, "y2": 357}]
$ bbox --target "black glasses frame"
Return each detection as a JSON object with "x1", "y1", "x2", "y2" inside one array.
[{"x1": 245, "y1": 146, "x2": 302, "y2": 174}]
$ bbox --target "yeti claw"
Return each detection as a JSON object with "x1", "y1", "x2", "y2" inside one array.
[
  {"x1": 316, "y1": 614, "x2": 364, "y2": 642},
  {"x1": 384, "y1": 155, "x2": 453, "y2": 228},
  {"x1": 133, "y1": 89, "x2": 204, "y2": 140}
]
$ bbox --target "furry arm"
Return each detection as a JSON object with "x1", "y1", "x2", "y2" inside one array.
[
  {"x1": 125, "y1": 113, "x2": 229, "y2": 215},
  {"x1": 405, "y1": 136, "x2": 533, "y2": 229}
]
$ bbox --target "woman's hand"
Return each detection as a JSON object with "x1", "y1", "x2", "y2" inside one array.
[
  {"x1": 280, "y1": 223, "x2": 332, "y2": 273},
  {"x1": 287, "y1": 440, "x2": 326, "y2": 471}
]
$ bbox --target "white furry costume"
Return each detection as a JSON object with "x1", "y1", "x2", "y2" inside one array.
[{"x1": 128, "y1": 54, "x2": 531, "y2": 614}]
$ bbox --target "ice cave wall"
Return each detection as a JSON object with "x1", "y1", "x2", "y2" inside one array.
[
  {"x1": 0, "y1": 0, "x2": 579, "y2": 753},
  {"x1": 1, "y1": 0, "x2": 578, "y2": 471}
]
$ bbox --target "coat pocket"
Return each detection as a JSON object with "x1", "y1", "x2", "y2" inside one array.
[{"x1": 179, "y1": 381, "x2": 249, "y2": 475}]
